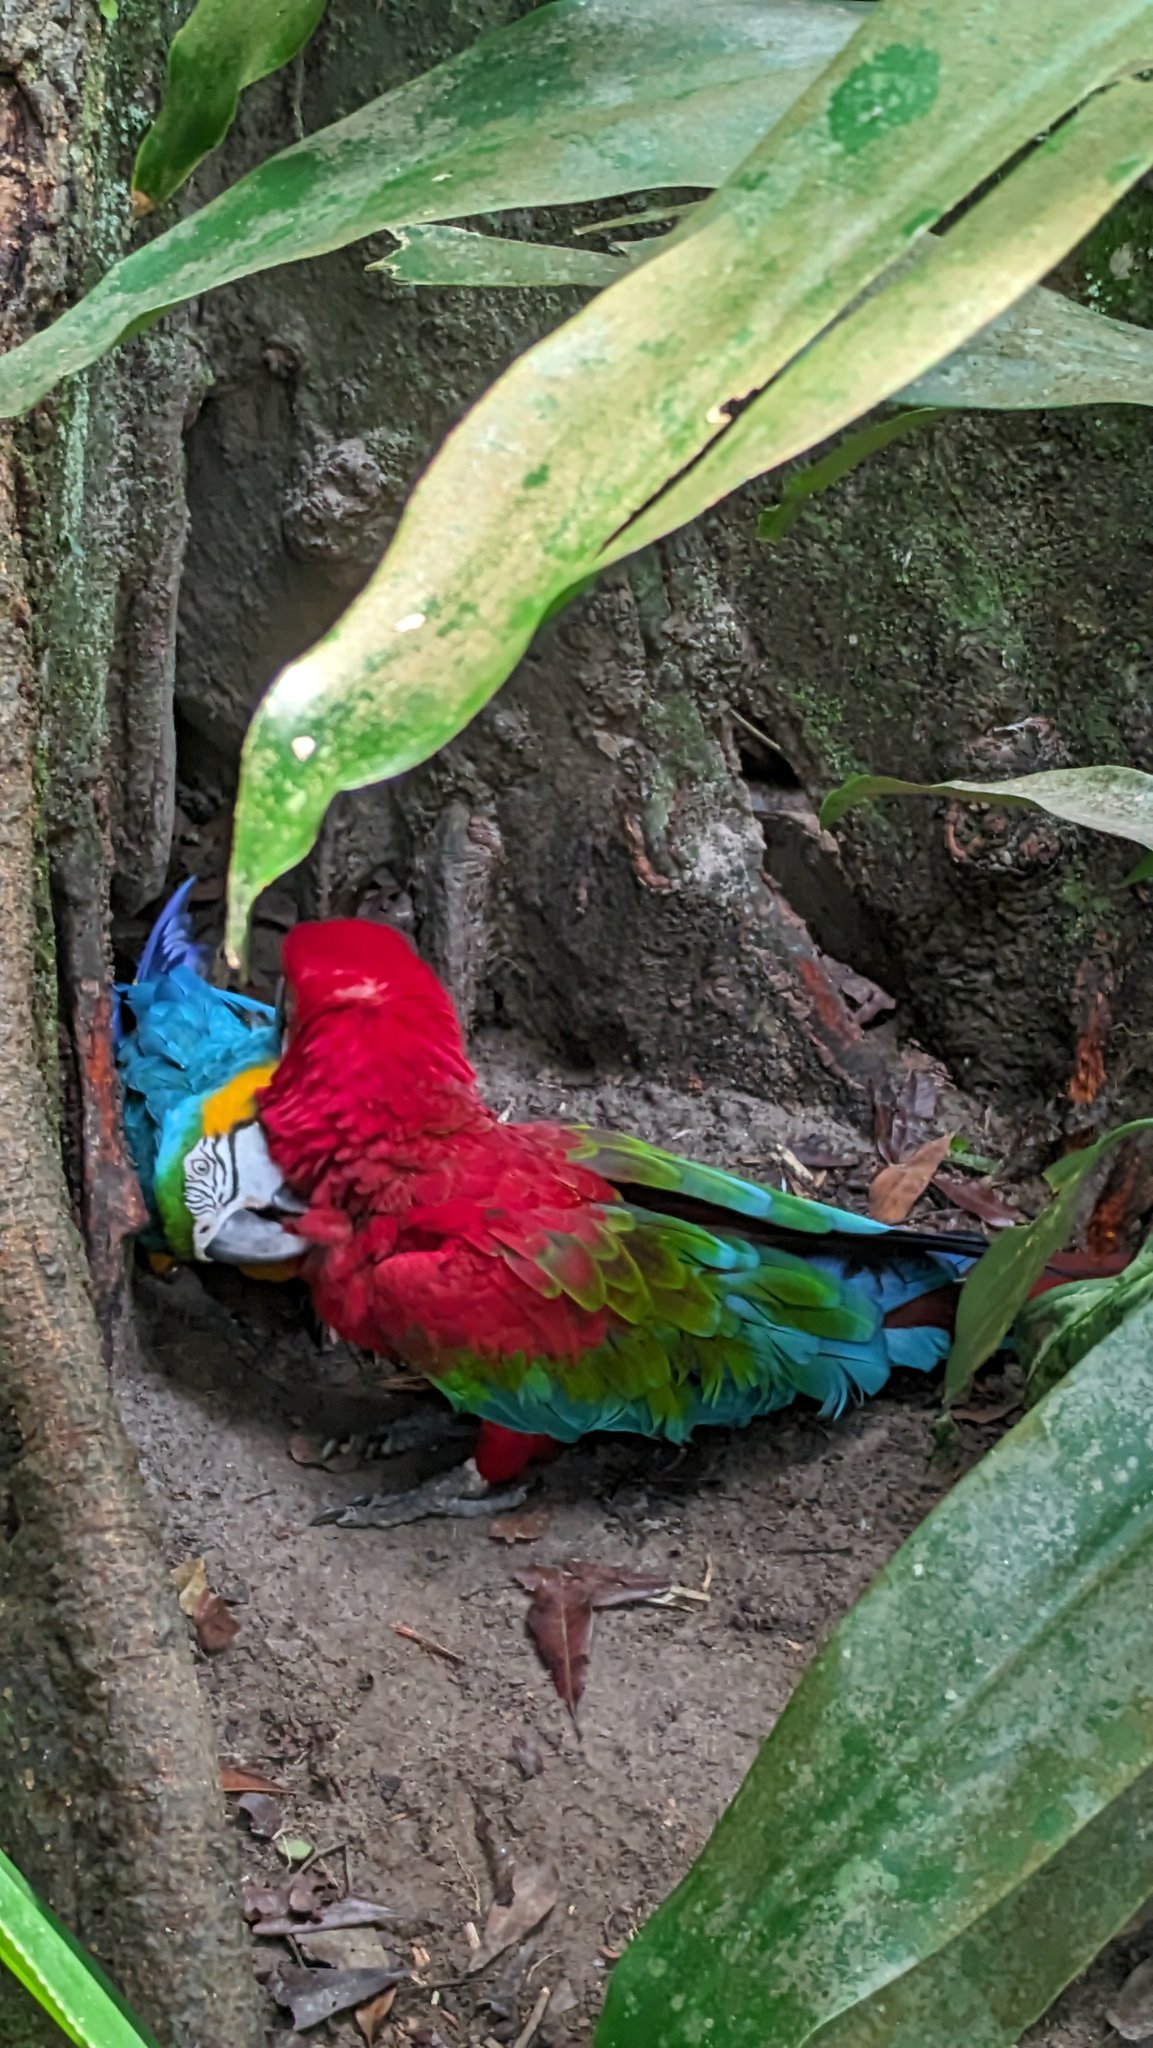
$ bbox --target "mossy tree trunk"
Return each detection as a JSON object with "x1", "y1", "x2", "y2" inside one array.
[{"x1": 0, "y1": 3, "x2": 262, "y2": 2042}]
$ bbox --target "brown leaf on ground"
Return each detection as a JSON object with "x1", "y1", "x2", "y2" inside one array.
[
  {"x1": 222, "y1": 1765, "x2": 285, "y2": 1796},
  {"x1": 171, "y1": 1556, "x2": 239, "y2": 1652},
  {"x1": 514, "y1": 1563, "x2": 672, "y2": 1714},
  {"x1": 465, "y1": 1859, "x2": 560, "y2": 1973},
  {"x1": 271, "y1": 1963, "x2": 406, "y2": 2031},
  {"x1": 488, "y1": 1507, "x2": 552, "y2": 1545},
  {"x1": 237, "y1": 1792, "x2": 283, "y2": 1839},
  {"x1": 868, "y1": 1135, "x2": 952, "y2": 1224},
  {"x1": 875, "y1": 1071, "x2": 941, "y2": 1163},
  {"x1": 242, "y1": 1882, "x2": 290, "y2": 1923},
  {"x1": 286, "y1": 1870, "x2": 328, "y2": 1917},
  {"x1": 253, "y1": 1897, "x2": 404, "y2": 1938},
  {"x1": 193, "y1": 1590, "x2": 240, "y2": 1655},
  {"x1": 931, "y1": 1172, "x2": 1019, "y2": 1229},
  {"x1": 298, "y1": 1928, "x2": 397, "y2": 1971},
  {"x1": 355, "y1": 1987, "x2": 398, "y2": 2045}
]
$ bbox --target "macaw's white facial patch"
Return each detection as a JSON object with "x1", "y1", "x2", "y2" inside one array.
[{"x1": 183, "y1": 1120, "x2": 303, "y2": 1263}]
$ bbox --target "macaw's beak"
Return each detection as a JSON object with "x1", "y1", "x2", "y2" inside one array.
[
  {"x1": 204, "y1": 1209, "x2": 304, "y2": 1265},
  {"x1": 204, "y1": 1178, "x2": 307, "y2": 1265}
]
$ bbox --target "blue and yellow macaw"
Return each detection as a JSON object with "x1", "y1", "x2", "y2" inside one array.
[{"x1": 114, "y1": 880, "x2": 302, "y2": 1274}]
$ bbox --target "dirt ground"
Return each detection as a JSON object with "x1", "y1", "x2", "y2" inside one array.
[{"x1": 117, "y1": 1041, "x2": 1143, "y2": 2048}]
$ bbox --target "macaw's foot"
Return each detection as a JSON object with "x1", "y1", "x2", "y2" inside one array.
[
  {"x1": 313, "y1": 1410, "x2": 475, "y2": 1467},
  {"x1": 312, "y1": 1458, "x2": 530, "y2": 1531}
]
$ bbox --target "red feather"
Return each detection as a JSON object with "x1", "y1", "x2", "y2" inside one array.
[{"x1": 259, "y1": 922, "x2": 620, "y2": 1369}]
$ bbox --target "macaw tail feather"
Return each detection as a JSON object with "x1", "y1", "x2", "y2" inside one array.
[
  {"x1": 113, "y1": 877, "x2": 211, "y2": 1048},
  {"x1": 134, "y1": 876, "x2": 210, "y2": 984}
]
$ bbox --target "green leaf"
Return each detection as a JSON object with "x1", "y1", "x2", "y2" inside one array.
[
  {"x1": 0, "y1": 0, "x2": 864, "y2": 418},
  {"x1": 0, "y1": 1849, "x2": 159, "y2": 2048},
  {"x1": 903, "y1": 282, "x2": 1153, "y2": 410},
  {"x1": 1013, "y1": 1231, "x2": 1153, "y2": 1404},
  {"x1": 756, "y1": 408, "x2": 943, "y2": 542},
  {"x1": 1124, "y1": 846, "x2": 1153, "y2": 884},
  {"x1": 821, "y1": 764, "x2": 1153, "y2": 850},
  {"x1": 98, "y1": 0, "x2": 119, "y2": 20},
  {"x1": 132, "y1": 0, "x2": 329, "y2": 213},
  {"x1": 614, "y1": 64, "x2": 1153, "y2": 559},
  {"x1": 370, "y1": 225, "x2": 626, "y2": 291},
  {"x1": 596, "y1": 1306, "x2": 1153, "y2": 2048},
  {"x1": 944, "y1": 1117, "x2": 1153, "y2": 1401},
  {"x1": 224, "y1": 4, "x2": 1153, "y2": 953}
]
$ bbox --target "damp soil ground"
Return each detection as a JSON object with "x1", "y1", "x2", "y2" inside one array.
[{"x1": 118, "y1": 1039, "x2": 1141, "y2": 2048}]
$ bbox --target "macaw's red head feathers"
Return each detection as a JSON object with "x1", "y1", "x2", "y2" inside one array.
[
  {"x1": 282, "y1": 920, "x2": 468, "y2": 1065},
  {"x1": 261, "y1": 920, "x2": 486, "y2": 1192}
]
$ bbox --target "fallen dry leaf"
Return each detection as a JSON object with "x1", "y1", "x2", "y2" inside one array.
[
  {"x1": 242, "y1": 1882, "x2": 289, "y2": 1923},
  {"x1": 271, "y1": 1962, "x2": 406, "y2": 2032},
  {"x1": 298, "y1": 1928, "x2": 397, "y2": 1971},
  {"x1": 171, "y1": 1557, "x2": 208, "y2": 1614},
  {"x1": 222, "y1": 1765, "x2": 284, "y2": 1796},
  {"x1": 193, "y1": 1591, "x2": 240, "y2": 1655},
  {"x1": 286, "y1": 1870, "x2": 327, "y2": 1917},
  {"x1": 931, "y1": 1172, "x2": 1019, "y2": 1228},
  {"x1": 465, "y1": 1859, "x2": 560, "y2": 1974},
  {"x1": 356, "y1": 1986, "x2": 398, "y2": 2045},
  {"x1": 171, "y1": 1557, "x2": 239, "y2": 1653},
  {"x1": 236, "y1": 1792, "x2": 283, "y2": 1839},
  {"x1": 514, "y1": 1563, "x2": 671, "y2": 1714},
  {"x1": 875, "y1": 1070, "x2": 941, "y2": 1163},
  {"x1": 488, "y1": 1507, "x2": 552, "y2": 1545},
  {"x1": 253, "y1": 1897, "x2": 403, "y2": 1939},
  {"x1": 868, "y1": 1134, "x2": 953, "y2": 1224}
]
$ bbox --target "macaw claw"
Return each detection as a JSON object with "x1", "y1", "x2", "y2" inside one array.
[{"x1": 312, "y1": 1459, "x2": 530, "y2": 1531}]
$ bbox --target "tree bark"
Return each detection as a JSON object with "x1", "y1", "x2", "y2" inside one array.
[{"x1": 0, "y1": 4, "x2": 262, "y2": 2042}]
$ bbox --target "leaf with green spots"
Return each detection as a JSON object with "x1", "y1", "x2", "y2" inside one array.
[
  {"x1": 944, "y1": 1118, "x2": 1153, "y2": 1402},
  {"x1": 224, "y1": 5, "x2": 1153, "y2": 952},
  {"x1": 132, "y1": 0, "x2": 329, "y2": 213},
  {"x1": 0, "y1": 0, "x2": 866, "y2": 417},
  {"x1": 0, "y1": 1848, "x2": 159, "y2": 2047},
  {"x1": 820, "y1": 764, "x2": 1153, "y2": 858},
  {"x1": 596, "y1": 1304, "x2": 1153, "y2": 2048},
  {"x1": 827, "y1": 42, "x2": 941, "y2": 155}
]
